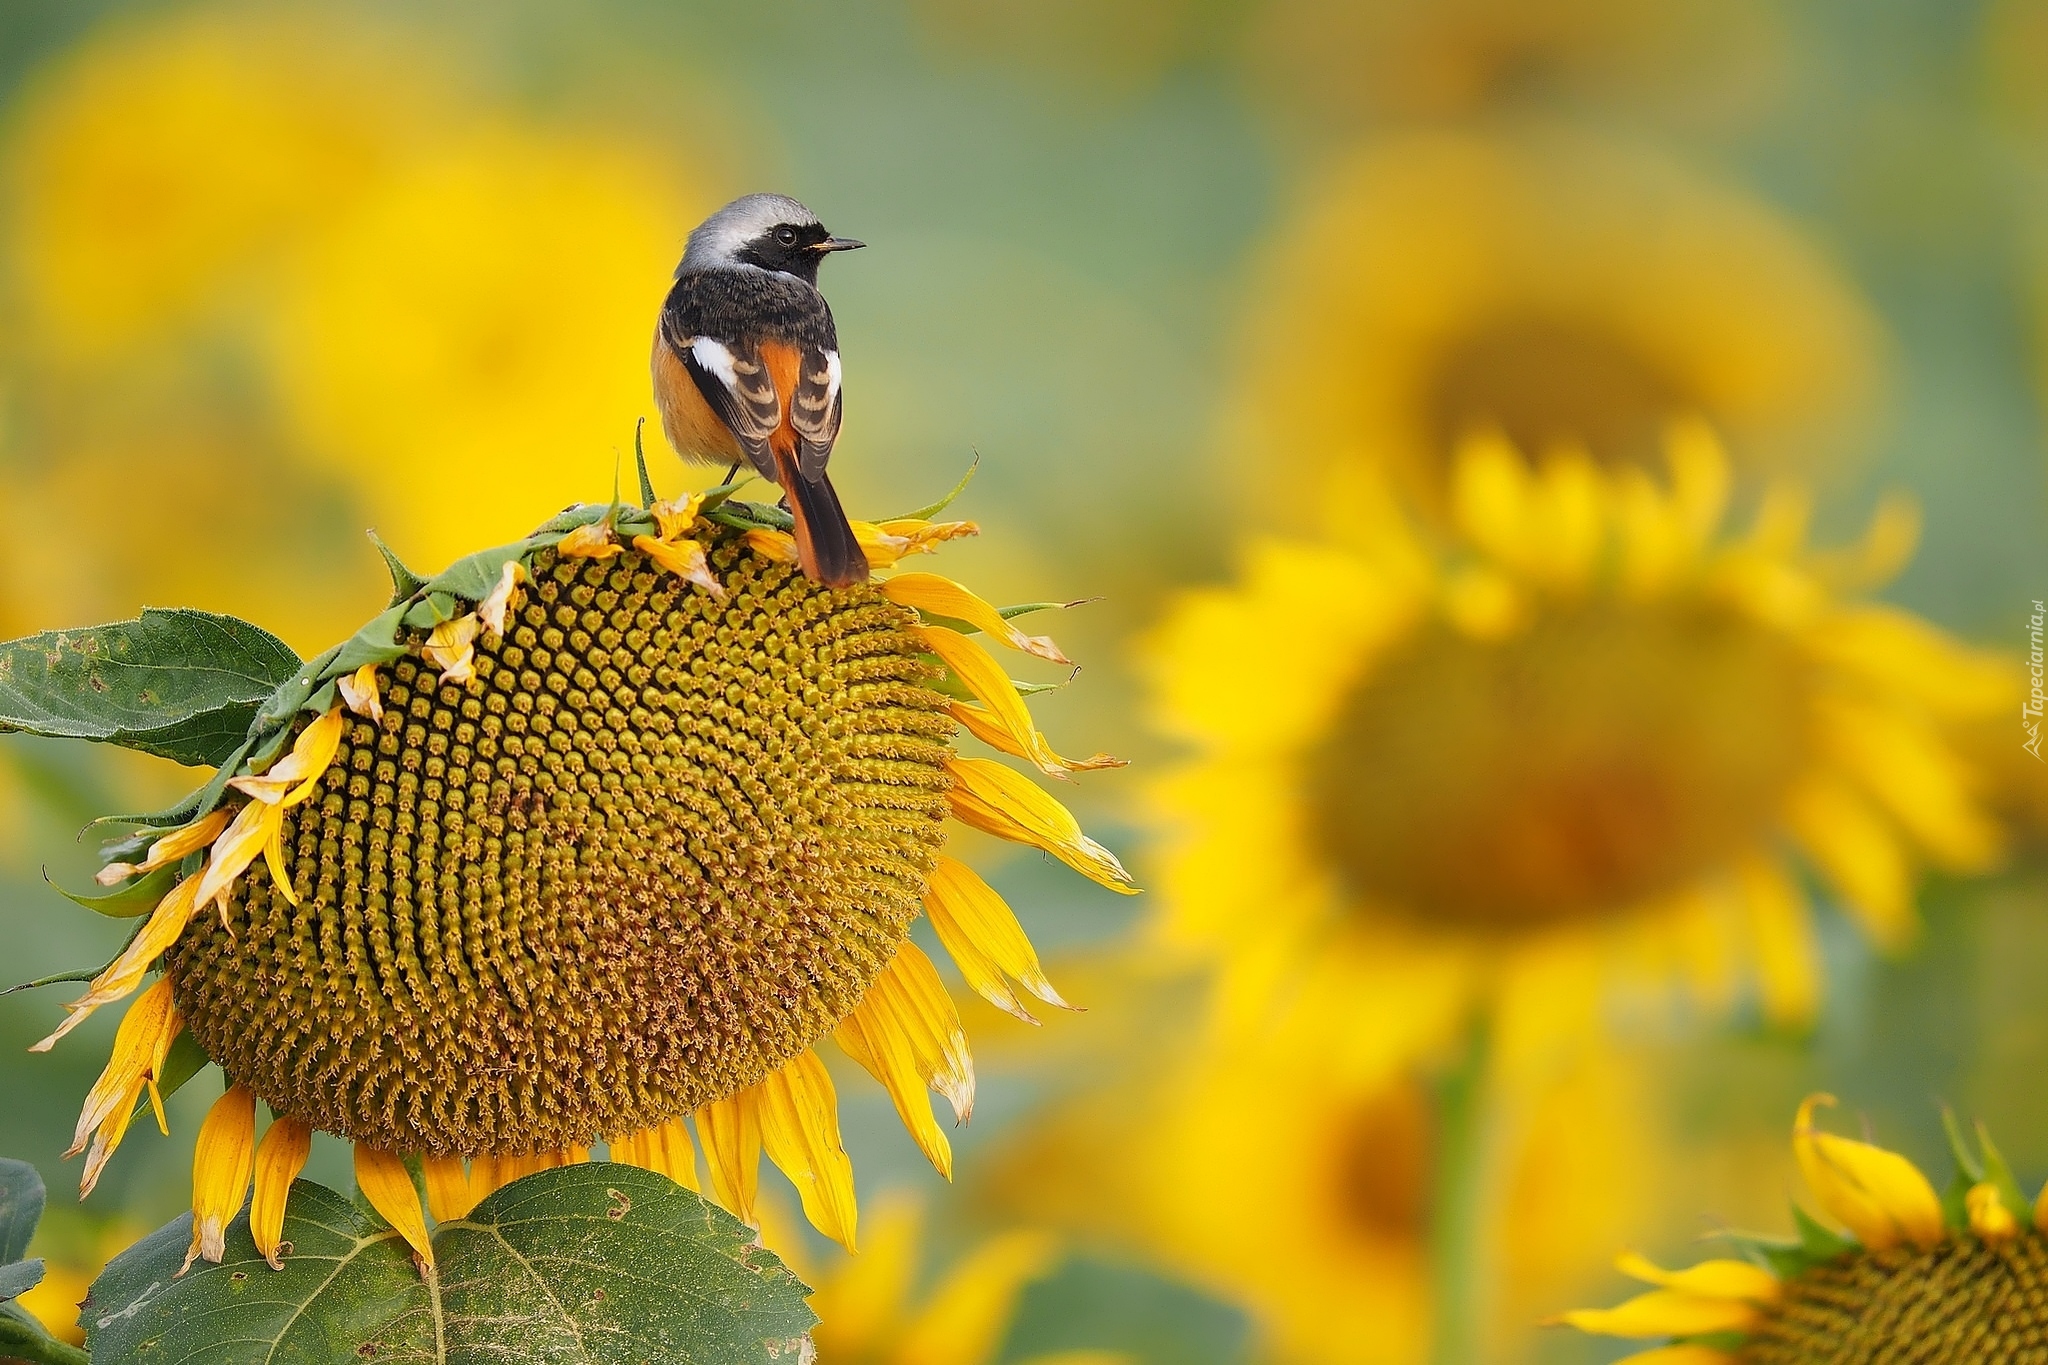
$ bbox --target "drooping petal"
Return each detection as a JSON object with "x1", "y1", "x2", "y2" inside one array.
[
  {"x1": 67, "y1": 976, "x2": 180, "y2": 1179},
  {"x1": 694, "y1": 1091, "x2": 762, "y2": 1225},
  {"x1": 227, "y1": 707, "x2": 346, "y2": 807},
  {"x1": 182, "y1": 1085, "x2": 256, "y2": 1274},
  {"x1": 556, "y1": 522, "x2": 621, "y2": 559},
  {"x1": 921, "y1": 626, "x2": 1067, "y2": 779},
  {"x1": 835, "y1": 999, "x2": 952, "y2": 1182},
  {"x1": 35, "y1": 877, "x2": 201, "y2": 1051},
  {"x1": 476, "y1": 560, "x2": 527, "y2": 637},
  {"x1": 649, "y1": 494, "x2": 706, "y2": 542},
  {"x1": 874, "y1": 519, "x2": 979, "y2": 557},
  {"x1": 423, "y1": 616, "x2": 481, "y2": 686},
  {"x1": 422, "y1": 1155, "x2": 475, "y2": 1223},
  {"x1": 883, "y1": 573, "x2": 1071, "y2": 664},
  {"x1": 96, "y1": 808, "x2": 230, "y2": 885},
  {"x1": 353, "y1": 1144, "x2": 434, "y2": 1268},
  {"x1": 948, "y1": 701, "x2": 1126, "y2": 775},
  {"x1": 610, "y1": 1118, "x2": 701, "y2": 1193},
  {"x1": 1793, "y1": 1094, "x2": 1945, "y2": 1252},
  {"x1": 743, "y1": 528, "x2": 799, "y2": 564},
  {"x1": 924, "y1": 855, "x2": 1072, "y2": 1023},
  {"x1": 632, "y1": 534, "x2": 726, "y2": 599},
  {"x1": 190, "y1": 797, "x2": 285, "y2": 927},
  {"x1": 250, "y1": 1116, "x2": 312, "y2": 1269},
  {"x1": 944, "y1": 757, "x2": 1138, "y2": 894},
  {"x1": 759, "y1": 1050, "x2": 859, "y2": 1252}
]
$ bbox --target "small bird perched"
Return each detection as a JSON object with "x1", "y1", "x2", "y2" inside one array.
[{"x1": 652, "y1": 193, "x2": 868, "y2": 586}]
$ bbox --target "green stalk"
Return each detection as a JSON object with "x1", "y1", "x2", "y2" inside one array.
[{"x1": 1428, "y1": 1011, "x2": 1496, "y2": 1365}]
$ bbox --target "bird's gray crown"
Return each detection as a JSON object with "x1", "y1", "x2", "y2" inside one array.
[{"x1": 680, "y1": 194, "x2": 820, "y2": 272}]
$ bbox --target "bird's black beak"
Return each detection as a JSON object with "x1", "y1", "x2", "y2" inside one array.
[{"x1": 815, "y1": 236, "x2": 865, "y2": 253}]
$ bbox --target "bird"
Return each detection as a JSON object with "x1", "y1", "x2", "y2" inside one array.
[{"x1": 651, "y1": 193, "x2": 869, "y2": 587}]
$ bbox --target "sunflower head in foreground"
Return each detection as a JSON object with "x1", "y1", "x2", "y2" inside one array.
[
  {"x1": 1559, "y1": 1094, "x2": 2048, "y2": 1364},
  {"x1": 1148, "y1": 422, "x2": 2011, "y2": 1063},
  {"x1": 14, "y1": 474, "x2": 1132, "y2": 1273}
]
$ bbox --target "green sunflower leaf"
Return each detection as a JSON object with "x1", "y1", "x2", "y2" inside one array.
[
  {"x1": 0, "y1": 610, "x2": 302, "y2": 767},
  {"x1": 85, "y1": 1164, "x2": 816, "y2": 1365},
  {"x1": 0, "y1": 1158, "x2": 45, "y2": 1265},
  {"x1": 0, "y1": 1159, "x2": 84, "y2": 1365}
]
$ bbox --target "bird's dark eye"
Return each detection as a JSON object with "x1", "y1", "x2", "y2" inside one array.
[{"x1": 775, "y1": 226, "x2": 798, "y2": 245}]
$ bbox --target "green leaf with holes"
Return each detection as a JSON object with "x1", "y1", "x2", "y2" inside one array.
[
  {"x1": 85, "y1": 1164, "x2": 815, "y2": 1364},
  {"x1": 0, "y1": 611, "x2": 301, "y2": 767}
]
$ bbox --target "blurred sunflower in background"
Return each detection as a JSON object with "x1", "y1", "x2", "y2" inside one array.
[
  {"x1": 1222, "y1": 132, "x2": 1886, "y2": 521},
  {"x1": 1150, "y1": 424, "x2": 2010, "y2": 1066}
]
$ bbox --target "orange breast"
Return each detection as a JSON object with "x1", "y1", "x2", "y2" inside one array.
[
  {"x1": 757, "y1": 340, "x2": 802, "y2": 458},
  {"x1": 650, "y1": 331, "x2": 743, "y2": 466}
]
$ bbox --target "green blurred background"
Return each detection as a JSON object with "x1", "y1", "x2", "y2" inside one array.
[{"x1": 0, "y1": 1, "x2": 2045, "y2": 1361}]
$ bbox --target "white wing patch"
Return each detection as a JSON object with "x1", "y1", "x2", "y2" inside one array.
[
  {"x1": 690, "y1": 336, "x2": 741, "y2": 390},
  {"x1": 824, "y1": 349, "x2": 842, "y2": 404}
]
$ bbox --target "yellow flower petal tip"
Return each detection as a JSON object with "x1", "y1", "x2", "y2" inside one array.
[
  {"x1": 182, "y1": 1085, "x2": 256, "y2": 1275},
  {"x1": 354, "y1": 1144, "x2": 434, "y2": 1269}
]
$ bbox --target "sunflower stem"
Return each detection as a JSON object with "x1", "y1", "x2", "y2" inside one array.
[{"x1": 1427, "y1": 1011, "x2": 1496, "y2": 1365}]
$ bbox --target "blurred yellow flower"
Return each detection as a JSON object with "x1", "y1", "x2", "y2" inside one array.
[
  {"x1": 992, "y1": 1023, "x2": 1654, "y2": 1365},
  {"x1": 1558, "y1": 1094, "x2": 2048, "y2": 1364},
  {"x1": 1225, "y1": 132, "x2": 1885, "y2": 519},
  {"x1": 15, "y1": 1217, "x2": 147, "y2": 1346},
  {"x1": 763, "y1": 1192, "x2": 1123, "y2": 1365},
  {"x1": 2, "y1": 6, "x2": 436, "y2": 362},
  {"x1": 264, "y1": 126, "x2": 701, "y2": 570},
  {"x1": 1148, "y1": 425, "x2": 2012, "y2": 1071},
  {"x1": 1240, "y1": 0, "x2": 1785, "y2": 130}
]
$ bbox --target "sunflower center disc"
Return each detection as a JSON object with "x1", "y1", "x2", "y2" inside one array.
[
  {"x1": 169, "y1": 541, "x2": 954, "y2": 1155},
  {"x1": 1309, "y1": 601, "x2": 1807, "y2": 929},
  {"x1": 1747, "y1": 1238, "x2": 2048, "y2": 1364}
]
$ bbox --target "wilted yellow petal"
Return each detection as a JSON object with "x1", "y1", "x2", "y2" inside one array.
[
  {"x1": 556, "y1": 521, "x2": 620, "y2": 559},
  {"x1": 924, "y1": 855, "x2": 1072, "y2": 1023},
  {"x1": 1552, "y1": 1289, "x2": 1760, "y2": 1338},
  {"x1": 874, "y1": 519, "x2": 979, "y2": 556},
  {"x1": 67, "y1": 977, "x2": 181, "y2": 1196},
  {"x1": 944, "y1": 757, "x2": 1138, "y2": 895},
  {"x1": 759, "y1": 1049, "x2": 859, "y2": 1252},
  {"x1": 337, "y1": 662, "x2": 383, "y2": 722},
  {"x1": 228, "y1": 707, "x2": 346, "y2": 808},
  {"x1": 695, "y1": 1091, "x2": 762, "y2": 1226},
  {"x1": 1794, "y1": 1094, "x2": 1945, "y2": 1251},
  {"x1": 182, "y1": 1085, "x2": 256, "y2": 1274},
  {"x1": 896, "y1": 1229, "x2": 1060, "y2": 1365},
  {"x1": 128, "y1": 808, "x2": 230, "y2": 877},
  {"x1": 948, "y1": 702, "x2": 1126, "y2": 775},
  {"x1": 851, "y1": 520, "x2": 914, "y2": 567},
  {"x1": 632, "y1": 533, "x2": 726, "y2": 599},
  {"x1": 423, "y1": 615, "x2": 480, "y2": 686},
  {"x1": 251, "y1": 1116, "x2": 311, "y2": 1269},
  {"x1": 476, "y1": 559, "x2": 526, "y2": 637},
  {"x1": 884, "y1": 573, "x2": 1071, "y2": 664},
  {"x1": 1614, "y1": 1251, "x2": 1779, "y2": 1303},
  {"x1": 353, "y1": 1144, "x2": 434, "y2": 1268},
  {"x1": 650, "y1": 493, "x2": 705, "y2": 541},
  {"x1": 1968, "y1": 1182, "x2": 2020, "y2": 1243},
  {"x1": 35, "y1": 876, "x2": 201, "y2": 1052}
]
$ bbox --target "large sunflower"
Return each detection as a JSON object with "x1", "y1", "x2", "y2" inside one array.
[
  {"x1": 1559, "y1": 1095, "x2": 2048, "y2": 1364},
  {"x1": 19, "y1": 485, "x2": 1133, "y2": 1273},
  {"x1": 1222, "y1": 132, "x2": 1885, "y2": 520},
  {"x1": 1147, "y1": 425, "x2": 2010, "y2": 1064}
]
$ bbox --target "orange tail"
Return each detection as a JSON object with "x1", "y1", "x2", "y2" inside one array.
[{"x1": 773, "y1": 447, "x2": 868, "y2": 587}]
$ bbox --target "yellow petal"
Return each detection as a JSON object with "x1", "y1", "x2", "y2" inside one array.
[
  {"x1": 1783, "y1": 776, "x2": 1915, "y2": 952},
  {"x1": 182, "y1": 1085, "x2": 256, "y2": 1274},
  {"x1": 631, "y1": 534, "x2": 726, "y2": 599},
  {"x1": 896, "y1": 1229, "x2": 1060, "y2": 1365},
  {"x1": 650, "y1": 494, "x2": 706, "y2": 541},
  {"x1": 759, "y1": 1049, "x2": 859, "y2": 1252},
  {"x1": 1819, "y1": 697, "x2": 2003, "y2": 872},
  {"x1": 743, "y1": 528, "x2": 799, "y2": 564},
  {"x1": 1526, "y1": 447, "x2": 1605, "y2": 591},
  {"x1": 556, "y1": 522, "x2": 621, "y2": 559},
  {"x1": 835, "y1": 998, "x2": 952, "y2": 1181},
  {"x1": 422, "y1": 1155, "x2": 475, "y2": 1223},
  {"x1": 944, "y1": 757, "x2": 1138, "y2": 894},
  {"x1": 1968, "y1": 1182, "x2": 2020, "y2": 1244},
  {"x1": 35, "y1": 876, "x2": 201, "y2": 1052},
  {"x1": 610, "y1": 1118, "x2": 701, "y2": 1193},
  {"x1": 880, "y1": 942, "x2": 973, "y2": 1121},
  {"x1": 1810, "y1": 491, "x2": 1919, "y2": 591},
  {"x1": 1794, "y1": 1094, "x2": 1945, "y2": 1251},
  {"x1": 423, "y1": 616, "x2": 480, "y2": 686},
  {"x1": 1552, "y1": 1289, "x2": 1760, "y2": 1338},
  {"x1": 948, "y1": 702, "x2": 1127, "y2": 775},
  {"x1": 694, "y1": 1091, "x2": 762, "y2": 1226},
  {"x1": 922, "y1": 625, "x2": 1069, "y2": 779},
  {"x1": 1614, "y1": 1251, "x2": 1779, "y2": 1303},
  {"x1": 851, "y1": 520, "x2": 914, "y2": 568},
  {"x1": 1440, "y1": 565, "x2": 1528, "y2": 640},
  {"x1": 1663, "y1": 416, "x2": 1732, "y2": 552},
  {"x1": 66, "y1": 976, "x2": 180, "y2": 1174},
  {"x1": 1806, "y1": 605, "x2": 2014, "y2": 720},
  {"x1": 1608, "y1": 1349, "x2": 1738, "y2": 1365},
  {"x1": 875, "y1": 519, "x2": 979, "y2": 556},
  {"x1": 884, "y1": 573, "x2": 1071, "y2": 664},
  {"x1": 228, "y1": 708, "x2": 347, "y2": 808},
  {"x1": 337, "y1": 662, "x2": 383, "y2": 722},
  {"x1": 251, "y1": 1116, "x2": 312, "y2": 1269},
  {"x1": 1736, "y1": 855, "x2": 1819, "y2": 1031},
  {"x1": 191, "y1": 797, "x2": 284, "y2": 927},
  {"x1": 476, "y1": 559, "x2": 527, "y2": 637},
  {"x1": 135, "y1": 809, "x2": 230, "y2": 875},
  {"x1": 353, "y1": 1144, "x2": 434, "y2": 1268},
  {"x1": 924, "y1": 855, "x2": 1072, "y2": 1023},
  {"x1": 1449, "y1": 428, "x2": 1534, "y2": 571},
  {"x1": 466, "y1": 1153, "x2": 510, "y2": 1205}
]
